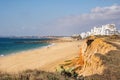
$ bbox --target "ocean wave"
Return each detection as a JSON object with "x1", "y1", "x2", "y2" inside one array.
[
  {"x1": 0, "y1": 54, "x2": 4, "y2": 57},
  {"x1": 43, "y1": 43, "x2": 55, "y2": 48}
]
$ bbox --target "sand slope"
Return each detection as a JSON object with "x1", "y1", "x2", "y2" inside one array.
[{"x1": 0, "y1": 41, "x2": 82, "y2": 73}]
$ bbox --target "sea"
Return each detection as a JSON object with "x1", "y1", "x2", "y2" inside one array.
[{"x1": 0, "y1": 38, "x2": 51, "y2": 56}]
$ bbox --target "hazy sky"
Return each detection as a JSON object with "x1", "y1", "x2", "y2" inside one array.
[{"x1": 0, "y1": 0, "x2": 120, "y2": 36}]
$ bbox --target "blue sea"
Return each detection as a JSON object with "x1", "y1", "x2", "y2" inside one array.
[{"x1": 0, "y1": 38, "x2": 51, "y2": 56}]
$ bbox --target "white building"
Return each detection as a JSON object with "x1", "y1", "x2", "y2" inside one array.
[
  {"x1": 80, "y1": 32, "x2": 87, "y2": 39},
  {"x1": 80, "y1": 24, "x2": 119, "y2": 39}
]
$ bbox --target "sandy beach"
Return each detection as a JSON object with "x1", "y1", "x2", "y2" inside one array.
[{"x1": 0, "y1": 40, "x2": 82, "y2": 73}]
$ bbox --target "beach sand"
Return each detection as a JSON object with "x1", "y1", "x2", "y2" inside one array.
[{"x1": 0, "y1": 40, "x2": 82, "y2": 73}]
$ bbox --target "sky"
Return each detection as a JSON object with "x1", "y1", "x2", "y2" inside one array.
[{"x1": 0, "y1": 0, "x2": 120, "y2": 36}]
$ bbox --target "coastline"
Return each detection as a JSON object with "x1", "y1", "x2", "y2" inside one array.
[
  {"x1": 0, "y1": 43, "x2": 52, "y2": 57},
  {"x1": 0, "y1": 40, "x2": 83, "y2": 73}
]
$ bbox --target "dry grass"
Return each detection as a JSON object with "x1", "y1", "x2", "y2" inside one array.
[{"x1": 0, "y1": 69, "x2": 74, "y2": 80}]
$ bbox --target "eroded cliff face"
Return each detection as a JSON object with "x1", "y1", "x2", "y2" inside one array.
[
  {"x1": 62, "y1": 38, "x2": 120, "y2": 80},
  {"x1": 79, "y1": 38, "x2": 117, "y2": 76}
]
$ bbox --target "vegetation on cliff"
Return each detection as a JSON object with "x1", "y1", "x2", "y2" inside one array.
[
  {"x1": 60, "y1": 35, "x2": 120, "y2": 80},
  {"x1": 0, "y1": 69, "x2": 74, "y2": 80}
]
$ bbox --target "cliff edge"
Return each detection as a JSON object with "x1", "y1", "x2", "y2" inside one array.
[{"x1": 62, "y1": 37, "x2": 120, "y2": 80}]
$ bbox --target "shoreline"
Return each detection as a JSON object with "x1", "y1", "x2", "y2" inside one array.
[
  {"x1": 0, "y1": 37, "x2": 73, "y2": 57},
  {"x1": 0, "y1": 43, "x2": 53, "y2": 57},
  {"x1": 0, "y1": 40, "x2": 83, "y2": 73}
]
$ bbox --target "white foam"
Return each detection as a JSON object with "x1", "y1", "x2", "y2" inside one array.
[
  {"x1": 0, "y1": 54, "x2": 4, "y2": 57},
  {"x1": 43, "y1": 43, "x2": 55, "y2": 48}
]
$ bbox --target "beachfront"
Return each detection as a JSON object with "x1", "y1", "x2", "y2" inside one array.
[{"x1": 0, "y1": 40, "x2": 82, "y2": 73}]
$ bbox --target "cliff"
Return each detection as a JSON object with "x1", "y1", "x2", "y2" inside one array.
[{"x1": 62, "y1": 37, "x2": 120, "y2": 80}]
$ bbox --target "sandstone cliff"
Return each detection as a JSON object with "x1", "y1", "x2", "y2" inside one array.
[{"x1": 62, "y1": 37, "x2": 120, "y2": 80}]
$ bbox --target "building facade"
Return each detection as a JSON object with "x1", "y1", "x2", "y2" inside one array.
[{"x1": 80, "y1": 24, "x2": 119, "y2": 39}]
